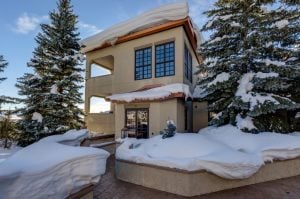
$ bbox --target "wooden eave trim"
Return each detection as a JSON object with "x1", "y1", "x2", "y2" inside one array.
[
  {"x1": 106, "y1": 92, "x2": 185, "y2": 104},
  {"x1": 85, "y1": 18, "x2": 199, "y2": 56}
]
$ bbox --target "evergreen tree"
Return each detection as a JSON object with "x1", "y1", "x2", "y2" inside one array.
[
  {"x1": 16, "y1": 0, "x2": 84, "y2": 145},
  {"x1": 0, "y1": 55, "x2": 17, "y2": 113},
  {"x1": 195, "y1": 0, "x2": 300, "y2": 133},
  {"x1": 248, "y1": 0, "x2": 300, "y2": 131}
]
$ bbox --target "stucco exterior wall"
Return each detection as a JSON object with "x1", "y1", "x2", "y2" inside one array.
[
  {"x1": 193, "y1": 101, "x2": 208, "y2": 132},
  {"x1": 114, "y1": 99, "x2": 185, "y2": 138},
  {"x1": 85, "y1": 113, "x2": 115, "y2": 134},
  {"x1": 116, "y1": 158, "x2": 300, "y2": 197},
  {"x1": 84, "y1": 25, "x2": 205, "y2": 135}
]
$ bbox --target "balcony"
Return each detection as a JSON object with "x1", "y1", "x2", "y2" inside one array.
[
  {"x1": 85, "y1": 112, "x2": 115, "y2": 134},
  {"x1": 86, "y1": 74, "x2": 113, "y2": 96}
]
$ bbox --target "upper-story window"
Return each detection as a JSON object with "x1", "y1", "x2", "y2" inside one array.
[
  {"x1": 155, "y1": 41, "x2": 175, "y2": 77},
  {"x1": 184, "y1": 44, "x2": 193, "y2": 83},
  {"x1": 135, "y1": 47, "x2": 152, "y2": 80}
]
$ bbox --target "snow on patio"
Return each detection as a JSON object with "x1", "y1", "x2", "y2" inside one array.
[
  {"x1": 116, "y1": 125, "x2": 300, "y2": 179},
  {"x1": 0, "y1": 129, "x2": 110, "y2": 199}
]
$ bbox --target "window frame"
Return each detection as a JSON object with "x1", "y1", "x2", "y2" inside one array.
[
  {"x1": 134, "y1": 47, "x2": 152, "y2": 80},
  {"x1": 184, "y1": 44, "x2": 193, "y2": 83},
  {"x1": 155, "y1": 41, "x2": 175, "y2": 78}
]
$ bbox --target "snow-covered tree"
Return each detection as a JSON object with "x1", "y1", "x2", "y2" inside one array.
[
  {"x1": 195, "y1": 0, "x2": 300, "y2": 133},
  {"x1": 0, "y1": 55, "x2": 17, "y2": 113},
  {"x1": 17, "y1": 0, "x2": 84, "y2": 145},
  {"x1": 16, "y1": 73, "x2": 48, "y2": 146}
]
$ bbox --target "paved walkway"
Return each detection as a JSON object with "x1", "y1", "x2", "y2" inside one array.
[{"x1": 94, "y1": 152, "x2": 300, "y2": 199}]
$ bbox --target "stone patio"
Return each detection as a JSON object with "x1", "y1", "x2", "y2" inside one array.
[{"x1": 94, "y1": 144, "x2": 300, "y2": 199}]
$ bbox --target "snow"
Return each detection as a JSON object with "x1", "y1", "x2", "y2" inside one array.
[
  {"x1": 81, "y1": 2, "x2": 203, "y2": 53},
  {"x1": 207, "y1": 35, "x2": 229, "y2": 44},
  {"x1": 193, "y1": 85, "x2": 208, "y2": 98},
  {"x1": 255, "y1": 58, "x2": 285, "y2": 67},
  {"x1": 32, "y1": 112, "x2": 43, "y2": 123},
  {"x1": 39, "y1": 129, "x2": 89, "y2": 146},
  {"x1": 230, "y1": 21, "x2": 241, "y2": 27},
  {"x1": 273, "y1": 19, "x2": 289, "y2": 29},
  {"x1": 236, "y1": 114, "x2": 257, "y2": 130},
  {"x1": 255, "y1": 72, "x2": 278, "y2": 78},
  {"x1": 203, "y1": 57, "x2": 218, "y2": 68},
  {"x1": 235, "y1": 73, "x2": 279, "y2": 110},
  {"x1": 50, "y1": 84, "x2": 58, "y2": 94},
  {"x1": 107, "y1": 83, "x2": 191, "y2": 102},
  {"x1": 0, "y1": 130, "x2": 110, "y2": 198},
  {"x1": 0, "y1": 145, "x2": 22, "y2": 163},
  {"x1": 116, "y1": 125, "x2": 300, "y2": 179},
  {"x1": 208, "y1": 72, "x2": 230, "y2": 87}
]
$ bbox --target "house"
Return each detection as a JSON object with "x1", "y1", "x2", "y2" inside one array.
[{"x1": 81, "y1": 2, "x2": 208, "y2": 138}]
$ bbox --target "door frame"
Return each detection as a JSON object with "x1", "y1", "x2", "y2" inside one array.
[{"x1": 125, "y1": 108, "x2": 149, "y2": 138}]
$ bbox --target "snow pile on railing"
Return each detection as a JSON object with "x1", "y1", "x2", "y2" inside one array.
[
  {"x1": 106, "y1": 83, "x2": 191, "y2": 103},
  {"x1": 116, "y1": 125, "x2": 300, "y2": 179},
  {"x1": 0, "y1": 129, "x2": 110, "y2": 199},
  {"x1": 80, "y1": 2, "x2": 203, "y2": 53}
]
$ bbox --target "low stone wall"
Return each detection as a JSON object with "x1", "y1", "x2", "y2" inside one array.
[
  {"x1": 67, "y1": 185, "x2": 94, "y2": 199},
  {"x1": 115, "y1": 158, "x2": 300, "y2": 197}
]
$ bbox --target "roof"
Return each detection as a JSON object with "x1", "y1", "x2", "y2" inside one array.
[
  {"x1": 106, "y1": 83, "x2": 192, "y2": 103},
  {"x1": 80, "y1": 2, "x2": 203, "y2": 54}
]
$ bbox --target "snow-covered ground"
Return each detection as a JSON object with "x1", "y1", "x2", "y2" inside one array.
[
  {"x1": 116, "y1": 125, "x2": 300, "y2": 179},
  {"x1": 0, "y1": 144, "x2": 22, "y2": 163},
  {"x1": 0, "y1": 129, "x2": 110, "y2": 199}
]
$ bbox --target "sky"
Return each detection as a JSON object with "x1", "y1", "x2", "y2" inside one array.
[{"x1": 0, "y1": 0, "x2": 216, "y2": 110}]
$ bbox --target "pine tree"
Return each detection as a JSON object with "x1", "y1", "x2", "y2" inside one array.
[
  {"x1": 0, "y1": 55, "x2": 17, "y2": 113},
  {"x1": 16, "y1": 0, "x2": 84, "y2": 145},
  {"x1": 248, "y1": 0, "x2": 300, "y2": 132},
  {"x1": 16, "y1": 73, "x2": 48, "y2": 146},
  {"x1": 195, "y1": 0, "x2": 300, "y2": 133}
]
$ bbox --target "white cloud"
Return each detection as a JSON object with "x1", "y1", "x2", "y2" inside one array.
[
  {"x1": 13, "y1": 13, "x2": 48, "y2": 34},
  {"x1": 78, "y1": 21, "x2": 103, "y2": 37}
]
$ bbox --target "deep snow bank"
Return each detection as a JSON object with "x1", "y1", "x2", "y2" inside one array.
[
  {"x1": 116, "y1": 125, "x2": 300, "y2": 179},
  {"x1": 0, "y1": 129, "x2": 110, "y2": 199}
]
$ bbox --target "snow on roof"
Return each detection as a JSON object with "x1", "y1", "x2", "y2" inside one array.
[
  {"x1": 80, "y1": 2, "x2": 203, "y2": 53},
  {"x1": 106, "y1": 83, "x2": 192, "y2": 103}
]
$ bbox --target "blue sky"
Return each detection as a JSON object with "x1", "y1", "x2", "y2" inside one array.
[{"x1": 0, "y1": 0, "x2": 216, "y2": 109}]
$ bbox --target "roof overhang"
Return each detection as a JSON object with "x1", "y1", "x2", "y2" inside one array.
[{"x1": 84, "y1": 17, "x2": 201, "y2": 63}]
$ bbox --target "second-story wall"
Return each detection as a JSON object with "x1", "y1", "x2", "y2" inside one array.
[{"x1": 85, "y1": 26, "x2": 199, "y2": 96}]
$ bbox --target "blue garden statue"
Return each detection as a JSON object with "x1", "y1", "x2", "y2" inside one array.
[{"x1": 161, "y1": 120, "x2": 176, "y2": 139}]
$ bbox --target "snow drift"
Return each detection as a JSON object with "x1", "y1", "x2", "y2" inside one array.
[
  {"x1": 0, "y1": 129, "x2": 110, "y2": 199},
  {"x1": 116, "y1": 125, "x2": 300, "y2": 179}
]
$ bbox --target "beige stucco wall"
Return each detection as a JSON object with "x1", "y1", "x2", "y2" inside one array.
[
  {"x1": 114, "y1": 99, "x2": 185, "y2": 138},
  {"x1": 84, "y1": 25, "x2": 204, "y2": 135},
  {"x1": 116, "y1": 158, "x2": 300, "y2": 197},
  {"x1": 193, "y1": 101, "x2": 208, "y2": 132},
  {"x1": 85, "y1": 113, "x2": 115, "y2": 134}
]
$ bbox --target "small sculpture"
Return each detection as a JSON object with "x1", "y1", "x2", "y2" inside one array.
[{"x1": 160, "y1": 120, "x2": 176, "y2": 139}]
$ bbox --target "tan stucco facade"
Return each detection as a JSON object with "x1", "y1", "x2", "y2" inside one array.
[
  {"x1": 84, "y1": 25, "x2": 207, "y2": 136},
  {"x1": 116, "y1": 158, "x2": 300, "y2": 197}
]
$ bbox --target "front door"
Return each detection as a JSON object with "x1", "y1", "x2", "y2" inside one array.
[{"x1": 125, "y1": 108, "x2": 149, "y2": 138}]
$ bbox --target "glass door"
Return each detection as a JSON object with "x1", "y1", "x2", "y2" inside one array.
[{"x1": 125, "y1": 108, "x2": 149, "y2": 138}]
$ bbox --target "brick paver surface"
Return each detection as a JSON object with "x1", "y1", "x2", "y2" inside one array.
[{"x1": 94, "y1": 145, "x2": 300, "y2": 199}]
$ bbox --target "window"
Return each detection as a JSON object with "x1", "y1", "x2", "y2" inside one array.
[
  {"x1": 184, "y1": 44, "x2": 193, "y2": 83},
  {"x1": 135, "y1": 47, "x2": 152, "y2": 80},
  {"x1": 155, "y1": 41, "x2": 175, "y2": 77}
]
